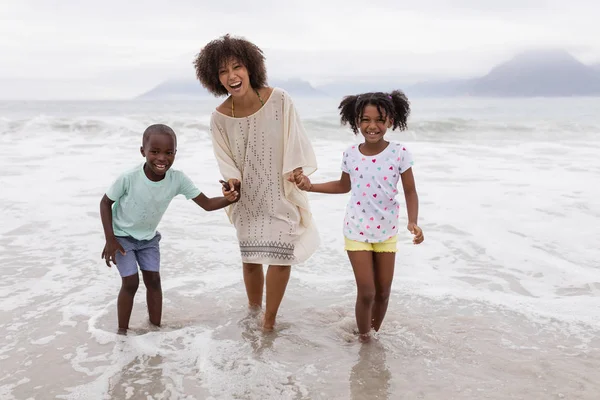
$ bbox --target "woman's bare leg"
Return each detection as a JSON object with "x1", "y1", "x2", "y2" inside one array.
[
  {"x1": 243, "y1": 263, "x2": 264, "y2": 309},
  {"x1": 263, "y1": 265, "x2": 291, "y2": 331}
]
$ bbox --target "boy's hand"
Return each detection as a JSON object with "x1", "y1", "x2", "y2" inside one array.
[
  {"x1": 222, "y1": 178, "x2": 241, "y2": 202},
  {"x1": 296, "y1": 175, "x2": 312, "y2": 191},
  {"x1": 102, "y1": 237, "x2": 126, "y2": 267},
  {"x1": 407, "y1": 223, "x2": 424, "y2": 244}
]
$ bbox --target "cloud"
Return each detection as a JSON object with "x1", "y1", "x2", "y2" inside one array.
[{"x1": 0, "y1": 0, "x2": 598, "y2": 99}]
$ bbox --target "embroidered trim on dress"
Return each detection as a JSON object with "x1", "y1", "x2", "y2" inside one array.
[{"x1": 239, "y1": 240, "x2": 295, "y2": 260}]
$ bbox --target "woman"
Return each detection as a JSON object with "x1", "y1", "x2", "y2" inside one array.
[{"x1": 194, "y1": 34, "x2": 320, "y2": 331}]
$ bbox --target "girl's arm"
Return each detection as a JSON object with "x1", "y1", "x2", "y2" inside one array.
[
  {"x1": 299, "y1": 172, "x2": 351, "y2": 194},
  {"x1": 400, "y1": 168, "x2": 424, "y2": 244},
  {"x1": 400, "y1": 168, "x2": 418, "y2": 225}
]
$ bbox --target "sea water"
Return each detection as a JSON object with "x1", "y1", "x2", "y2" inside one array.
[{"x1": 0, "y1": 96, "x2": 599, "y2": 399}]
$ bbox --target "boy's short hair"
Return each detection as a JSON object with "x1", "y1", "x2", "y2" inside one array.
[
  {"x1": 193, "y1": 34, "x2": 268, "y2": 97},
  {"x1": 142, "y1": 124, "x2": 177, "y2": 147}
]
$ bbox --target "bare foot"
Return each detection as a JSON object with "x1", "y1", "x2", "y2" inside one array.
[
  {"x1": 117, "y1": 328, "x2": 128, "y2": 336},
  {"x1": 248, "y1": 303, "x2": 262, "y2": 314},
  {"x1": 358, "y1": 333, "x2": 371, "y2": 343},
  {"x1": 263, "y1": 312, "x2": 276, "y2": 332}
]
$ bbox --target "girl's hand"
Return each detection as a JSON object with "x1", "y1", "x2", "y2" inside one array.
[
  {"x1": 296, "y1": 175, "x2": 312, "y2": 191},
  {"x1": 407, "y1": 223, "x2": 424, "y2": 244}
]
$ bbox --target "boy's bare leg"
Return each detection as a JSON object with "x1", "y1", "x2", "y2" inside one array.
[
  {"x1": 118, "y1": 274, "x2": 140, "y2": 333},
  {"x1": 243, "y1": 263, "x2": 264, "y2": 309},
  {"x1": 263, "y1": 265, "x2": 291, "y2": 331},
  {"x1": 141, "y1": 270, "x2": 162, "y2": 327},
  {"x1": 348, "y1": 251, "x2": 376, "y2": 340},
  {"x1": 371, "y1": 252, "x2": 396, "y2": 332}
]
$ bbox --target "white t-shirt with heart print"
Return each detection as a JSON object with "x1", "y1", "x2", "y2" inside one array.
[{"x1": 341, "y1": 141, "x2": 414, "y2": 243}]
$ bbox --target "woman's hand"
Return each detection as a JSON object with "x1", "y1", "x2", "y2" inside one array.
[
  {"x1": 287, "y1": 167, "x2": 304, "y2": 183},
  {"x1": 222, "y1": 179, "x2": 241, "y2": 202},
  {"x1": 407, "y1": 223, "x2": 424, "y2": 244}
]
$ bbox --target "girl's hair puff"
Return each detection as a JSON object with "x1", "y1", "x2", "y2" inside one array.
[
  {"x1": 338, "y1": 90, "x2": 411, "y2": 134},
  {"x1": 193, "y1": 34, "x2": 267, "y2": 97}
]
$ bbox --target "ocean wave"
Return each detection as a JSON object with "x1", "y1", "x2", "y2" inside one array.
[
  {"x1": 1, "y1": 113, "x2": 598, "y2": 144},
  {"x1": 302, "y1": 116, "x2": 600, "y2": 141},
  {"x1": 0, "y1": 115, "x2": 212, "y2": 140}
]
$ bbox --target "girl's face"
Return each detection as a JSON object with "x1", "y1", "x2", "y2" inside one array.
[
  {"x1": 359, "y1": 104, "x2": 392, "y2": 144},
  {"x1": 218, "y1": 58, "x2": 251, "y2": 97}
]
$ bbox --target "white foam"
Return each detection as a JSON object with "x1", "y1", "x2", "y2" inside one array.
[{"x1": 1, "y1": 97, "x2": 599, "y2": 399}]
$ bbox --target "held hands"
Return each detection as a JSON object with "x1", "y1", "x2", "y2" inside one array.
[
  {"x1": 296, "y1": 175, "x2": 312, "y2": 191},
  {"x1": 101, "y1": 237, "x2": 125, "y2": 267},
  {"x1": 287, "y1": 167, "x2": 304, "y2": 183},
  {"x1": 407, "y1": 222, "x2": 424, "y2": 245},
  {"x1": 288, "y1": 167, "x2": 312, "y2": 191},
  {"x1": 221, "y1": 178, "x2": 241, "y2": 202}
]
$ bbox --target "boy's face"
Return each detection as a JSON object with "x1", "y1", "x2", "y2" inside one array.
[{"x1": 140, "y1": 133, "x2": 177, "y2": 180}]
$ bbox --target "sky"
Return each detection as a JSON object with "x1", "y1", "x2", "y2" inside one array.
[{"x1": 1, "y1": 0, "x2": 599, "y2": 99}]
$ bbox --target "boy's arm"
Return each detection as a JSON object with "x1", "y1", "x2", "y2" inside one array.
[
  {"x1": 191, "y1": 193, "x2": 237, "y2": 211},
  {"x1": 100, "y1": 194, "x2": 125, "y2": 267},
  {"x1": 179, "y1": 170, "x2": 239, "y2": 212},
  {"x1": 297, "y1": 172, "x2": 351, "y2": 194},
  {"x1": 191, "y1": 182, "x2": 240, "y2": 211}
]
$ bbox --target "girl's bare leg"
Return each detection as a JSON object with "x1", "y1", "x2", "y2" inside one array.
[
  {"x1": 348, "y1": 251, "x2": 376, "y2": 340},
  {"x1": 370, "y1": 252, "x2": 396, "y2": 332}
]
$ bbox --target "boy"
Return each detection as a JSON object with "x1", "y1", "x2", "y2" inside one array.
[{"x1": 100, "y1": 124, "x2": 239, "y2": 334}]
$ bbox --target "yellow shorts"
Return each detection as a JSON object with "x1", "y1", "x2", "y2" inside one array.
[{"x1": 344, "y1": 236, "x2": 398, "y2": 253}]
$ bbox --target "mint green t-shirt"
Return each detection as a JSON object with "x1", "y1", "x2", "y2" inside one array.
[{"x1": 106, "y1": 164, "x2": 202, "y2": 240}]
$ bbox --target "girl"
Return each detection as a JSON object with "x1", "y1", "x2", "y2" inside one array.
[{"x1": 295, "y1": 90, "x2": 424, "y2": 342}]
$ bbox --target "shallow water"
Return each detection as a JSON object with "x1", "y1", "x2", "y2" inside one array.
[{"x1": 1, "y1": 97, "x2": 599, "y2": 399}]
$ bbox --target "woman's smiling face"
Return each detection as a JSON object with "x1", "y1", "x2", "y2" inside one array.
[{"x1": 218, "y1": 58, "x2": 251, "y2": 97}]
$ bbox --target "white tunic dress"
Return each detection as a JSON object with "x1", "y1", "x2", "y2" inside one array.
[{"x1": 209, "y1": 88, "x2": 320, "y2": 265}]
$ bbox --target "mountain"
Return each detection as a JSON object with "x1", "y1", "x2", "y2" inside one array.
[
  {"x1": 467, "y1": 49, "x2": 600, "y2": 96},
  {"x1": 137, "y1": 78, "x2": 326, "y2": 99},
  {"x1": 404, "y1": 78, "x2": 476, "y2": 97},
  {"x1": 315, "y1": 81, "x2": 407, "y2": 98},
  {"x1": 314, "y1": 79, "x2": 475, "y2": 98},
  {"x1": 405, "y1": 49, "x2": 600, "y2": 97},
  {"x1": 137, "y1": 50, "x2": 600, "y2": 99}
]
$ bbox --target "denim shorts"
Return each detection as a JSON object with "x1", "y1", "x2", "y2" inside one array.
[{"x1": 114, "y1": 232, "x2": 161, "y2": 277}]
